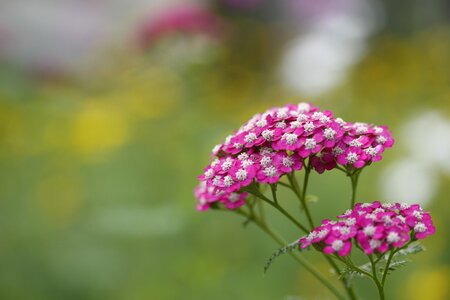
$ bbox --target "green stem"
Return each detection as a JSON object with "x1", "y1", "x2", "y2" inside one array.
[
  {"x1": 270, "y1": 184, "x2": 278, "y2": 205},
  {"x1": 245, "y1": 188, "x2": 309, "y2": 234},
  {"x1": 350, "y1": 171, "x2": 361, "y2": 208},
  {"x1": 324, "y1": 256, "x2": 358, "y2": 300},
  {"x1": 234, "y1": 209, "x2": 347, "y2": 300},
  {"x1": 277, "y1": 181, "x2": 292, "y2": 189},
  {"x1": 381, "y1": 250, "x2": 395, "y2": 287},
  {"x1": 289, "y1": 165, "x2": 357, "y2": 300},
  {"x1": 368, "y1": 255, "x2": 385, "y2": 300},
  {"x1": 288, "y1": 169, "x2": 314, "y2": 229}
]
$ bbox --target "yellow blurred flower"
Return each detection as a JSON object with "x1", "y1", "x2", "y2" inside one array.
[
  {"x1": 402, "y1": 266, "x2": 450, "y2": 300},
  {"x1": 71, "y1": 101, "x2": 129, "y2": 156}
]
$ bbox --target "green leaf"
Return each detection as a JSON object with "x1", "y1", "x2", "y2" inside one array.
[
  {"x1": 264, "y1": 240, "x2": 301, "y2": 273},
  {"x1": 340, "y1": 262, "x2": 372, "y2": 286},
  {"x1": 396, "y1": 242, "x2": 426, "y2": 256},
  {"x1": 380, "y1": 258, "x2": 410, "y2": 275}
]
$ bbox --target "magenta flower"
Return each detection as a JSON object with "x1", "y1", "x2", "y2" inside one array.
[
  {"x1": 298, "y1": 201, "x2": 435, "y2": 256},
  {"x1": 195, "y1": 102, "x2": 395, "y2": 211}
]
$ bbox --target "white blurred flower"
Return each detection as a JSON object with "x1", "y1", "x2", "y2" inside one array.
[
  {"x1": 402, "y1": 111, "x2": 450, "y2": 175},
  {"x1": 0, "y1": 0, "x2": 177, "y2": 74},
  {"x1": 380, "y1": 159, "x2": 438, "y2": 207},
  {"x1": 280, "y1": 0, "x2": 383, "y2": 96},
  {"x1": 380, "y1": 111, "x2": 450, "y2": 207}
]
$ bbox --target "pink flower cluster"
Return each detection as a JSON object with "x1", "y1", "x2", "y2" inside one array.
[
  {"x1": 195, "y1": 102, "x2": 394, "y2": 211},
  {"x1": 298, "y1": 201, "x2": 435, "y2": 256}
]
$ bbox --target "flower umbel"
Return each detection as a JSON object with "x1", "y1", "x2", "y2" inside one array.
[
  {"x1": 298, "y1": 201, "x2": 435, "y2": 256},
  {"x1": 195, "y1": 102, "x2": 394, "y2": 211}
]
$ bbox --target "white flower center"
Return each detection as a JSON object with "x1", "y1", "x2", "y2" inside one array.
[
  {"x1": 223, "y1": 175, "x2": 234, "y2": 187},
  {"x1": 413, "y1": 210, "x2": 423, "y2": 220},
  {"x1": 304, "y1": 138, "x2": 317, "y2": 150},
  {"x1": 304, "y1": 122, "x2": 315, "y2": 133},
  {"x1": 211, "y1": 158, "x2": 220, "y2": 167},
  {"x1": 318, "y1": 229, "x2": 329, "y2": 239},
  {"x1": 235, "y1": 169, "x2": 248, "y2": 181},
  {"x1": 297, "y1": 114, "x2": 308, "y2": 122},
  {"x1": 373, "y1": 208, "x2": 384, "y2": 214},
  {"x1": 244, "y1": 133, "x2": 257, "y2": 143},
  {"x1": 347, "y1": 152, "x2": 359, "y2": 164},
  {"x1": 256, "y1": 118, "x2": 267, "y2": 127},
  {"x1": 324, "y1": 128, "x2": 336, "y2": 139},
  {"x1": 363, "y1": 225, "x2": 376, "y2": 236},
  {"x1": 241, "y1": 159, "x2": 254, "y2": 168},
  {"x1": 238, "y1": 153, "x2": 249, "y2": 160},
  {"x1": 233, "y1": 142, "x2": 243, "y2": 149},
  {"x1": 261, "y1": 129, "x2": 274, "y2": 141},
  {"x1": 414, "y1": 222, "x2": 427, "y2": 233},
  {"x1": 204, "y1": 169, "x2": 214, "y2": 179},
  {"x1": 366, "y1": 213, "x2": 377, "y2": 220},
  {"x1": 374, "y1": 127, "x2": 383, "y2": 134},
  {"x1": 364, "y1": 147, "x2": 379, "y2": 156},
  {"x1": 397, "y1": 215, "x2": 406, "y2": 223},
  {"x1": 331, "y1": 240, "x2": 344, "y2": 251},
  {"x1": 345, "y1": 218, "x2": 356, "y2": 226},
  {"x1": 370, "y1": 239, "x2": 381, "y2": 249},
  {"x1": 376, "y1": 136, "x2": 387, "y2": 144},
  {"x1": 400, "y1": 203, "x2": 410, "y2": 210},
  {"x1": 349, "y1": 138, "x2": 363, "y2": 147},
  {"x1": 282, "y1": 157, "x2": 294, "y2": 167},
  {"x1": 263, "y1": 166, "x2": 277, "y2": 177},
  {"x1": 320, "y1": 116, "x2": 331, "y2": 123},
  {"x1": 340, "y1": 227, "x2": 351, "y2": 235},
  {"x1": 260, "y1": 147, "x2": 273, "y2": 156},
  {"x1": 387, "y1": 232, "x2": 400, "y2": 243},
  {"x1": 276, "y1": 121, "x2": 287, "y2": 129},
  {"x1": 284, "y1": 133, "x2": 298, "y2": 145},
  {"x1": 355, "y1": 126, "x2": 368, "y2": 134},
  {"x1": 312, "y1": 112, "x2": 323, "y2": 120},
  {"x1": 290, "y1": 121, "x2": 302, "y2": 128},
  {"x1": 222, "y1": 158, "x2": 233, "y2": 171},
  {"x1": 333, "y1": 146, "x2": 344, "y2": 156},
  {"x1": 276, "y1": 109, "x2": 288, "y2": 119},
  {"x1": 260, "y1": 156, "x2": 272, "y2": 167},
  {"x1": 335, "y1": 118, "x2": 345, "y2": 126}
]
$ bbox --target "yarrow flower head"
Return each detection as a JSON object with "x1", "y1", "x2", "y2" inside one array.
[
  {"x1": 298, "y1": 201, "x2": 435, "y2": 256},
  {"x1": 195, "y1": 102, "x2": 394, "y2": 211}
]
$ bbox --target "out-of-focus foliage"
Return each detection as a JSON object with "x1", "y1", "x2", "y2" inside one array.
[{"x1": 0, "y1": 0, "x2": 449, "y2": 299}]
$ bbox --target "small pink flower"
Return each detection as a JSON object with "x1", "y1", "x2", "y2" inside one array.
[
  {"x1": 336, "y1": 147, "x2": 366, "y2": 168},
  {"x1": 273, "y1": 152, "x2": 303, "y2": 173}
]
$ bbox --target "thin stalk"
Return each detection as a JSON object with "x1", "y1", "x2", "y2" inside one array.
[
  {"x1": 234, "y1": 209, "x2": 347, "y2": 300},
  {"x1": 277, "y1": 181, "x2": 292, "y2": 189},
  {"x1": 350, "y1": 171, "x2": 360, "y2": 208},
  {"x1": 245, "y1": 188, "x2": 309, "y2": 234},
  {"x1": 288, "y1": 170, "x2": 314, "y2": 229},
  {"x1": 368, "y1": 255, "x2": 385, "y2": 300},
  {"x1": 270, "y1": 184, "x2": 278, "y2": 205},
  {"x1": 289, "y1": 166, "x2": 357, "y2": 300},
  {"x1": 381, "y1": 250, "x2": 395, "y2": 287}
]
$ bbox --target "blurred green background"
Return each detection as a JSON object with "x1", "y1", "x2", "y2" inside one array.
[{"x1": 0, "y1": 0, "x2": 449, "y2": 299}]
